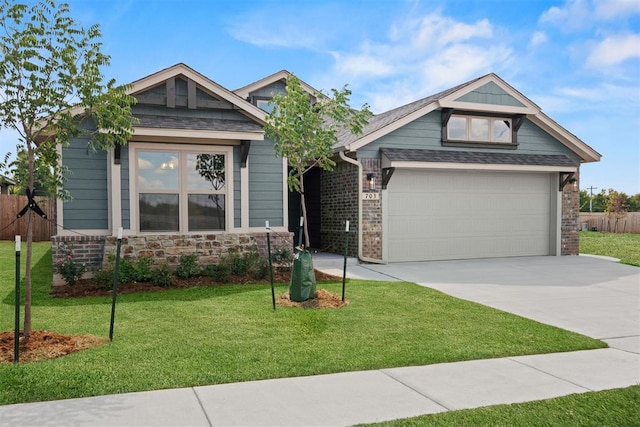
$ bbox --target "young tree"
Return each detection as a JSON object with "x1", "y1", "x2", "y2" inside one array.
[
  {"x1": 0, "y1": 0, "x2": 136, "y2": 342},
  {"x1": 264, "y1": 75, "x2": 371, "y2": 247},
  {"x1": 605, "y1": 190, "x2": 629, "y2": 232}
]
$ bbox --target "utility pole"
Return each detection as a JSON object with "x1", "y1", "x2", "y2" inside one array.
[{"x1": 587, "y1": 186, "x2": 598, "y2": 212}]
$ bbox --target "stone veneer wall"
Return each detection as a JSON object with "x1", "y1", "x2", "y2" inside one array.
[
  {"x1": 320, "y1": 162, "x2": 358, "y2": 256},
  {"x1": 51, "y1": 232, "x2": 293, "y2": 286},
  {"x1": 561, "y1": 171, "x2": 580, "y2": 255}
]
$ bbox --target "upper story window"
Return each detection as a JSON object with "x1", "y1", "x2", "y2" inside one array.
[
  {"x1": 447, "y1": 114, "x2": 513, "y2": 144},
  {"x1": 255, "y1": 98, "x2": 276, "y2": 114}
]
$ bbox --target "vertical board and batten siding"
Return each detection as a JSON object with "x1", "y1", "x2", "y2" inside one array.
[
  {"x1": 248, "y1": 139, "x2": 284, "y2": 227},
  {"x1": 120, "y1": 145, "x2": 130, "y2": 229},
  {"x1": 359, "y1": 111, "x2": 580, "y2": 162},
  {"x1": 454, "y1": 81, "x2": 526, "y2": 107},
  {"x1": 62, "y1": 138, "x2": 109, "y2": 230},
  {"x1": 233, "y1": 145, "x2": 242, "y2": 228}
]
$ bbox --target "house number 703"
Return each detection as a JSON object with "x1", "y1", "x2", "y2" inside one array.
[{"x1": 362, "y1": 192, "x2": 380, "y2": 200}]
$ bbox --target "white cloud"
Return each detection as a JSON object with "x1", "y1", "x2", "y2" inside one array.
[
  {"x1": 323, "y1": 11, "x2": 511, "y2": 112},
  {"x1": 412, "y1": 14, "x2": 493, "y2": 48},
  {"x1": 228, "y1": 22, "x2": 319, "y2": 49},
  {"x1": 587, "y1": 33, "x2": 640, "y2": 66},
  {"x1": 594, "y1": 0, "x2": 640, "y2": 19},
  {"x1": 331, "y1": 52, "x2": 396, "y2": 78},
  {"x1": 540, "y1": 0, "x2": 640, "y2": 29},
  {"x1": 529, "y1": 31, "x2": 548, "y2": 48}
]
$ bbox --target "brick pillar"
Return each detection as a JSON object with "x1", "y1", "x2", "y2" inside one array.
[{"x1": 561, "y1": 171, "x2": 580, "y2": 255}]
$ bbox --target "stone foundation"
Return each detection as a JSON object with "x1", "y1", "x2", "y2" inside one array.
[{"x1": 51, "y1": 232, "x2": 293, "y2": 286}]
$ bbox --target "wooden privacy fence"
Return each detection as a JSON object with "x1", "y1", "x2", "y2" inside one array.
[
  {"x1": 0, "y1": 194, "x2": 56, "y2": 241},
  {"x1": 579, "y1": 212, "x2": 640, "y2": 234}
]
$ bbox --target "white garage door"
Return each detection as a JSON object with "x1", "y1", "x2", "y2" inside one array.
[{"x1": 386, "y1": 169, "x2": 553, "y2": 262}]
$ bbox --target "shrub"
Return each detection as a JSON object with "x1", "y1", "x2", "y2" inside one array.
[
  {"x1": 246, "y1": 251, "x2": 269, "y2": 280},
  {"x1": 225, "y1": 248, "x2": 249, "y2": 276},
  {"x1": 92, "y1": 266, "x2": 115, "y2": 290},
  {"x1": 151, "y1": 263, "x2": 173, "y2": 287},
  {"x1": 118, "y1": 256, "x2": 154, "y2": 283},
  {"x1": 203, "y1": 263, "x2": 231, "y2": 283},
  {"x1": 54, "y1": 245, "x2": 86, "y2": 286},
  {"x1": 175, "y1": 254, "x2": 200, "y2": 279},
  {"x1": 271, "y1": 245, "x2": 293, "y2": 271}
]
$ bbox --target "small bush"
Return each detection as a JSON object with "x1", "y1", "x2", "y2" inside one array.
[
  {"x1": 107, "y1": 255, "x2": 154, "y2": 284},
  {"x1": 54, "y1": 245, "x2": 86, "y2": 286},
  {"x1": 93, "y1": 266, "x2": 115, "y2": 290},
  {"x1": 271, "y1": 245, "x2": 293, "y2": 270},
  {"x1": 175, "y1": 254, "x2": 200, "y2": 279},
  {"x1": 151, "y1": 263, "x2": 174, "y2": 287},
  {"x1": 225, "y1": 249, "x2": 249, "y2": 276},
  {"x1": 246, "y1": 252, "x2": 269, "y2": 280},
  {"x1": 203, "y1": 263, "x2": 231, "y2": 283}
]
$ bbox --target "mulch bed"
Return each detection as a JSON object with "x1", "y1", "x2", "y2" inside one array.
[
  {"x1": 0, "y1": 331, "x2": 108, "y2": 364},
  {"x1": 51, "y1": 269, "x2": 342, "y2": 298}
]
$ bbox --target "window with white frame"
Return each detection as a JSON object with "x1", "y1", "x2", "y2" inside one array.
[
  {"x1": 447, "y1": 114, "x2": 513, "y2": 144},
  {"x1": 135, "y1": 145, "x2": 230, "y2": 233}
]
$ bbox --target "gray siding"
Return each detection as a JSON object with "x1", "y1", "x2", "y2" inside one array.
[
  {"x1": 120, "y1": 145, "x2": 130, "y2": 229},
  {"x1": 249, "y1": 81, "x2": 286, "y2": 99},
  {"x1": 455, "y1": 82, "x2": 525, "y2": 107},
  {"x1": 62, "y1": 138, "x2": 108, "y2": 230},
  {"x1": 249, "y1": 139, "x2": 284, "y2": 227},
  {"x1": 234, "y1": 145, "x2": 241, "y2": 228},
  {"x1": 359, "y1": 111, "x2": 579, "y2": 162}
]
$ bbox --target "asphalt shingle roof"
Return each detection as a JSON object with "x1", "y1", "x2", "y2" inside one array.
[
  {"x1": 134, "y1": 114, "x2": 263, "y2": 133},
  {"x1": 380, "y1": 147, "x2": 579, "y2": 168}
]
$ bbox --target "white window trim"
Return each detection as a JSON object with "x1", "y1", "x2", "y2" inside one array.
[
  {"x1": 447, "y1": 114, "x2": 513, "y2": 144},
  {"x1": 129, "y1": 142, "x2": 234, "y2": 234}
]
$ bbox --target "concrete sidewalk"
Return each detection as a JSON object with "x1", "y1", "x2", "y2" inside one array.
[
  {"x1": 1, "y1": 254, "x2": 638, "y2": 426},
  {"x1": 1, "y1": 348, "x2": 637, "y2": 427}
]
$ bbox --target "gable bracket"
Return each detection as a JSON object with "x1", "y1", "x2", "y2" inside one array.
[
  {"x1": 241, "y1": 140, "x2": 251, "y2": 168},
  {"x1": 559, "y1": 172, "x2": 576, "y2": 191},
  {"x1": 382, "y1": 167, "x2": 395, "y2": 190},
  {"x1": 513, "y1": 114, "x2": 525, "y2": 132},
  {"x1": 441, "y1": 108, "x2": 453, "y2": 126}
]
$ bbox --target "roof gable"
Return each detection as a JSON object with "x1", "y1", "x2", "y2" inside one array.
[
  {"x1": 454, "y1": 81, "x2": 526, "y2": 108},
  {"x1": 233, "y1": 70, "x2": 320, "y2": 101},
  {"x1": 128, "y1": 63, "x2": 267, "y2": 124},
  {"x1": 338, "y1": 73, "x2": 600, "y2": 163}
]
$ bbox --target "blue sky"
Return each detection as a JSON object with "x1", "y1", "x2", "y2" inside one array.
[{"x1": 2, "y1": 0, "x2": 639, "y2": 194}]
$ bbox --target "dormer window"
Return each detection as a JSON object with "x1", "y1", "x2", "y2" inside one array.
[
  {"x1": 442, "y1": 110, "x2": 523, "y2": 148},
  {"x1": 448, "y1": 115, "x2": 512, "y2": 143}
]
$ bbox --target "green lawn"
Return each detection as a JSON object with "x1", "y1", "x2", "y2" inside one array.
[
  {"x1": 1, "y1": 242, "x2": 605, "y2": 405},
  {"x1": 580, "y1": 231, "x2": 640, "y2": 266},
  {"x1": 362, "y1": 385, "x2": 640, "y2": 427}
]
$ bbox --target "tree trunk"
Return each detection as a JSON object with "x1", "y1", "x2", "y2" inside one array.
[
  {"x1": 299, "y1": 173, "x2": 310, "y2": 248},
  {"x1": 23, "y1": 142, "x2": 36, "y2": 342}
]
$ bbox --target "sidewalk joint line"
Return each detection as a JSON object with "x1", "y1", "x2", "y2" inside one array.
[
  {"x1": 508, "y1": 358, "x2": 593, "y2": 392},
  {"x1": 191, "y1": 388, "x2": 213, "y2": 427},
  {"x1": 380, "y1": 370, "x2": 452, "y2": 411}
]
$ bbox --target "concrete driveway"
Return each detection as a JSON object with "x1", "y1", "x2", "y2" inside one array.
[{"x1": 345, "y1": 255, "x2": 640, "y2": 353}]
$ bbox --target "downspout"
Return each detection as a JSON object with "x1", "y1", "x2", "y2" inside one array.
[{"x1": 339, "y1": 150, "x2": 385, "y2": 264}]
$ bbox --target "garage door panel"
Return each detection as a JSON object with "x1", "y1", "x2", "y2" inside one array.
[{"x1": 387, "y1": 169, "x2": 552, "y2": 262}]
